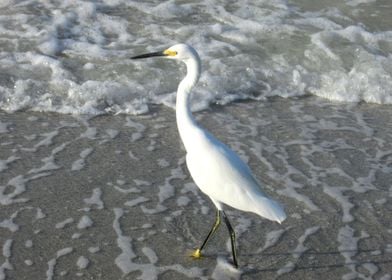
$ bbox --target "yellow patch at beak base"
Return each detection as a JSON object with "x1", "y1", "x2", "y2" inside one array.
[{"x1": 163, "y1": 49, "x2": 177, "y2": 57}]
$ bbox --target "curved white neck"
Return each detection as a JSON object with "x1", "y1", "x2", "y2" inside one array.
[{"x1": 176, "y1": 56, "x2": 201, "y2": 152}]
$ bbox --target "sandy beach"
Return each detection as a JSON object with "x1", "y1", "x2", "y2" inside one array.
[
  {"x1": 1, "y1": 97, "x2": 391, "y2": 279},
  {"x1": 1, "y1": 0, "x2": 392, "y2": 278}
]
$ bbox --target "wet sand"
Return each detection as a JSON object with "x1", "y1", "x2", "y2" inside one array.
[{"x1": 1, "y1": 97, "x2": 391, "y2": 279}]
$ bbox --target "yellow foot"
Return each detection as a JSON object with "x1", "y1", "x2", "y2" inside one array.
[{"x1": 191, "y1": 249, "x2": 202, "y2": 259}]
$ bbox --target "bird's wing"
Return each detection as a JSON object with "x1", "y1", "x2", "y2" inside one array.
[{"x1": 186, "y1": 130, "x2": 286, "y2": 222}]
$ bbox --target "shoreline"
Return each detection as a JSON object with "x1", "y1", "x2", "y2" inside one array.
[{"x1": 1, "y1": 97, "x2": 391, "y2": 279}]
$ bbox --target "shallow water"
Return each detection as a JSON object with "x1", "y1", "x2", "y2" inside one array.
[{"x1": 1, "y1": 97, "x2": 391, "y2": 279}]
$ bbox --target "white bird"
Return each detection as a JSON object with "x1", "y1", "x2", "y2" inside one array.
[{"x1": 131, "y1": 44, "x2": 286, "y2": 268}]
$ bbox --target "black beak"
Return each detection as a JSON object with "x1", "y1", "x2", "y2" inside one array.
[{"x1": 131, "y1": 51, "x2": 166, "y2": 59}]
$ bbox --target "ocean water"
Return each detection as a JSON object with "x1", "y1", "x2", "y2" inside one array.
[
  {"x1": 1, "y1": 1, "x2": 392, "y2": 279},
  {"x1": 0, "y1": 0, "x2": 391, "y2": 114},
  {"x1": 1, "y1": 99, "x2": 392, "y2": 279}
]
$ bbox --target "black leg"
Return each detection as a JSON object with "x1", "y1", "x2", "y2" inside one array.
[
  {"x1": 192, "y1": 209, "x2": 221, "y2": 258},
  {"x1": 222, "y1": 211, "x2": 238, "y2": 268}
]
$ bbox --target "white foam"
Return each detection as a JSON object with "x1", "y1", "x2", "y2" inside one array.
[
  {"x1": 140, "y1": 204, "x2": 167, "y2": 215},
  {"x1": 293, "y1": 226, "x2": 320, "y2": 258},
  {"x1": 125, "y1": 117, "x2": 146, "y2": 142},
  {"x1": 2, "y1": 240, "x2": 12, "y2": 259},
  {"x1": 323, "y1": 185, "x2": 355, "y2": 223},
  {"x1": 0, "y1": 175, "x2": 28, "y2": 205},
  {"x1": 249, "y1": 139, "x2": 319, "y2": 212},
  {"x1": 71, "y1": 147, "x2": 94, "y2": 171},
  {"x1": 139, "y1": 165, "x2": 187, "y2": 214},
  {"x1": 176, "y1": 196, "x2": 190, "y2": 206},
  {"x1": 141, "y1": 247, "x2": 158, "y2": 264},
  {"x1": 278, "y1": 226, "x2": 320, "y2": 275},
  {"x1": 111, "y1": 179, "x2": 141, "y2": 194},
  {"x1": 309, "y1": 26, "x2": 392, "y2": 104},
  {"x1": 76, "y1": 256, "x2": 89, "y2": 269},
  {"x1": 77, "y1": 215, "x2": 93, "y2": 229},
  {"x1": 157, "y1": 158, "x2": 170, "y2": 168},
  {"x1": 112, "y1": 208, "x2": 137, "y2": 274},
  {"x1": 124, "y1": 196, "x2": 149, "y2": 207},
  {"x1": 106, "y1": 128, "x2": 119, "y2": 139},
  {"x1": 0, "y1": 156, "x2": 19, "y2": 173},
  {"x1": 277, "y1": 261, "x2": 295, "y2": 276},
  {"x1": 28, "y1": 154, "x2": 61, "y2": 174},
  {"x1": 0, "y1": 0, "x2": 390, "y2": 115},
  {"x1": 72, "y1": 233, "x2": 82, "y2": 239},
  {"x1": 0, "y1": 239, "x2": 13, "y2": 280},
  {"x1": 211, "y1": 256, "x2": 241, "y2": 280},
  {"x1": 46, "y1": 247, "x2": 73, "y2": 280},
  {"x1": 112, "y1": 208, "x2": 205, "y2": 278},
  {"x1": 25, "y1": 240, "x2": 33, "y2": 248},
  {"x1": 260, "y1": 228, "x2": 286, "y2": 251},
  {"x1": 88, "y1": 247, "x2": 100, "y2": 254},
  {"x1": 337, "y1": 225, "x2": 374, "y2": 279},
  {"x1": 0, "y1": 211, "x2": 19, "y2": 232},
  {"x1": 55, "y1": 218, "x2": 74, "y2": 229},
  {"x1": 28, "y1": 142, "x2": 68, "y2": 174},
  {"x1": 35, "y1": 207, "x2": 46, "y2": 220},
  {"x1": 347, "y1": 0, "x2": 376, "y2": 6},
  {"x1": 362, "y1": 262, "x2": 379, "y2": 278},
  {"x1": 83, "y1": 188, "x2": 104, "y2": 209},
  {"x1": 77, "y1": 126, "x2": 96, "y2": 139}
]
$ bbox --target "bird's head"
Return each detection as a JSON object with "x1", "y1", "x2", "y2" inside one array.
[
  {"x1": 131, "y1": 43, "x2": 199, "y2": 62},
  {"x1": 131, "y1": 43, "x2": 202, "y2": 85}
]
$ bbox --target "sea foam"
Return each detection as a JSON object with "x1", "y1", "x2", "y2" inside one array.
[{"x1": 0, "y1": 0, "x2": 391, "y2": 115}]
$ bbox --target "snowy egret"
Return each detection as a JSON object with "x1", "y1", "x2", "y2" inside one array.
[{"x1": 131, "y1": 44, "x2": 286, "y2": 268}]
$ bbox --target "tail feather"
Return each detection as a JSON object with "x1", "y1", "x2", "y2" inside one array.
[{"x1": 250, "y1": 194, "x2": 286, "y2": 223}]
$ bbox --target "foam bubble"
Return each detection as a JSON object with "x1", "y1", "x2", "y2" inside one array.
[
  {"x1": 55, "y1": 218, "x2": 74, "y2": 229},
  {"x1": 77, "y1": 215, "x2": 93, "y2": 229},
  {"x1": 76, "y1": 256, "x2": 89, "y2": 269}
]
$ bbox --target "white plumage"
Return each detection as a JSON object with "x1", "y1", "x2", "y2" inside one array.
[{"x1": 132, "y1": 43, "x2": 286, "y2": 268}]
